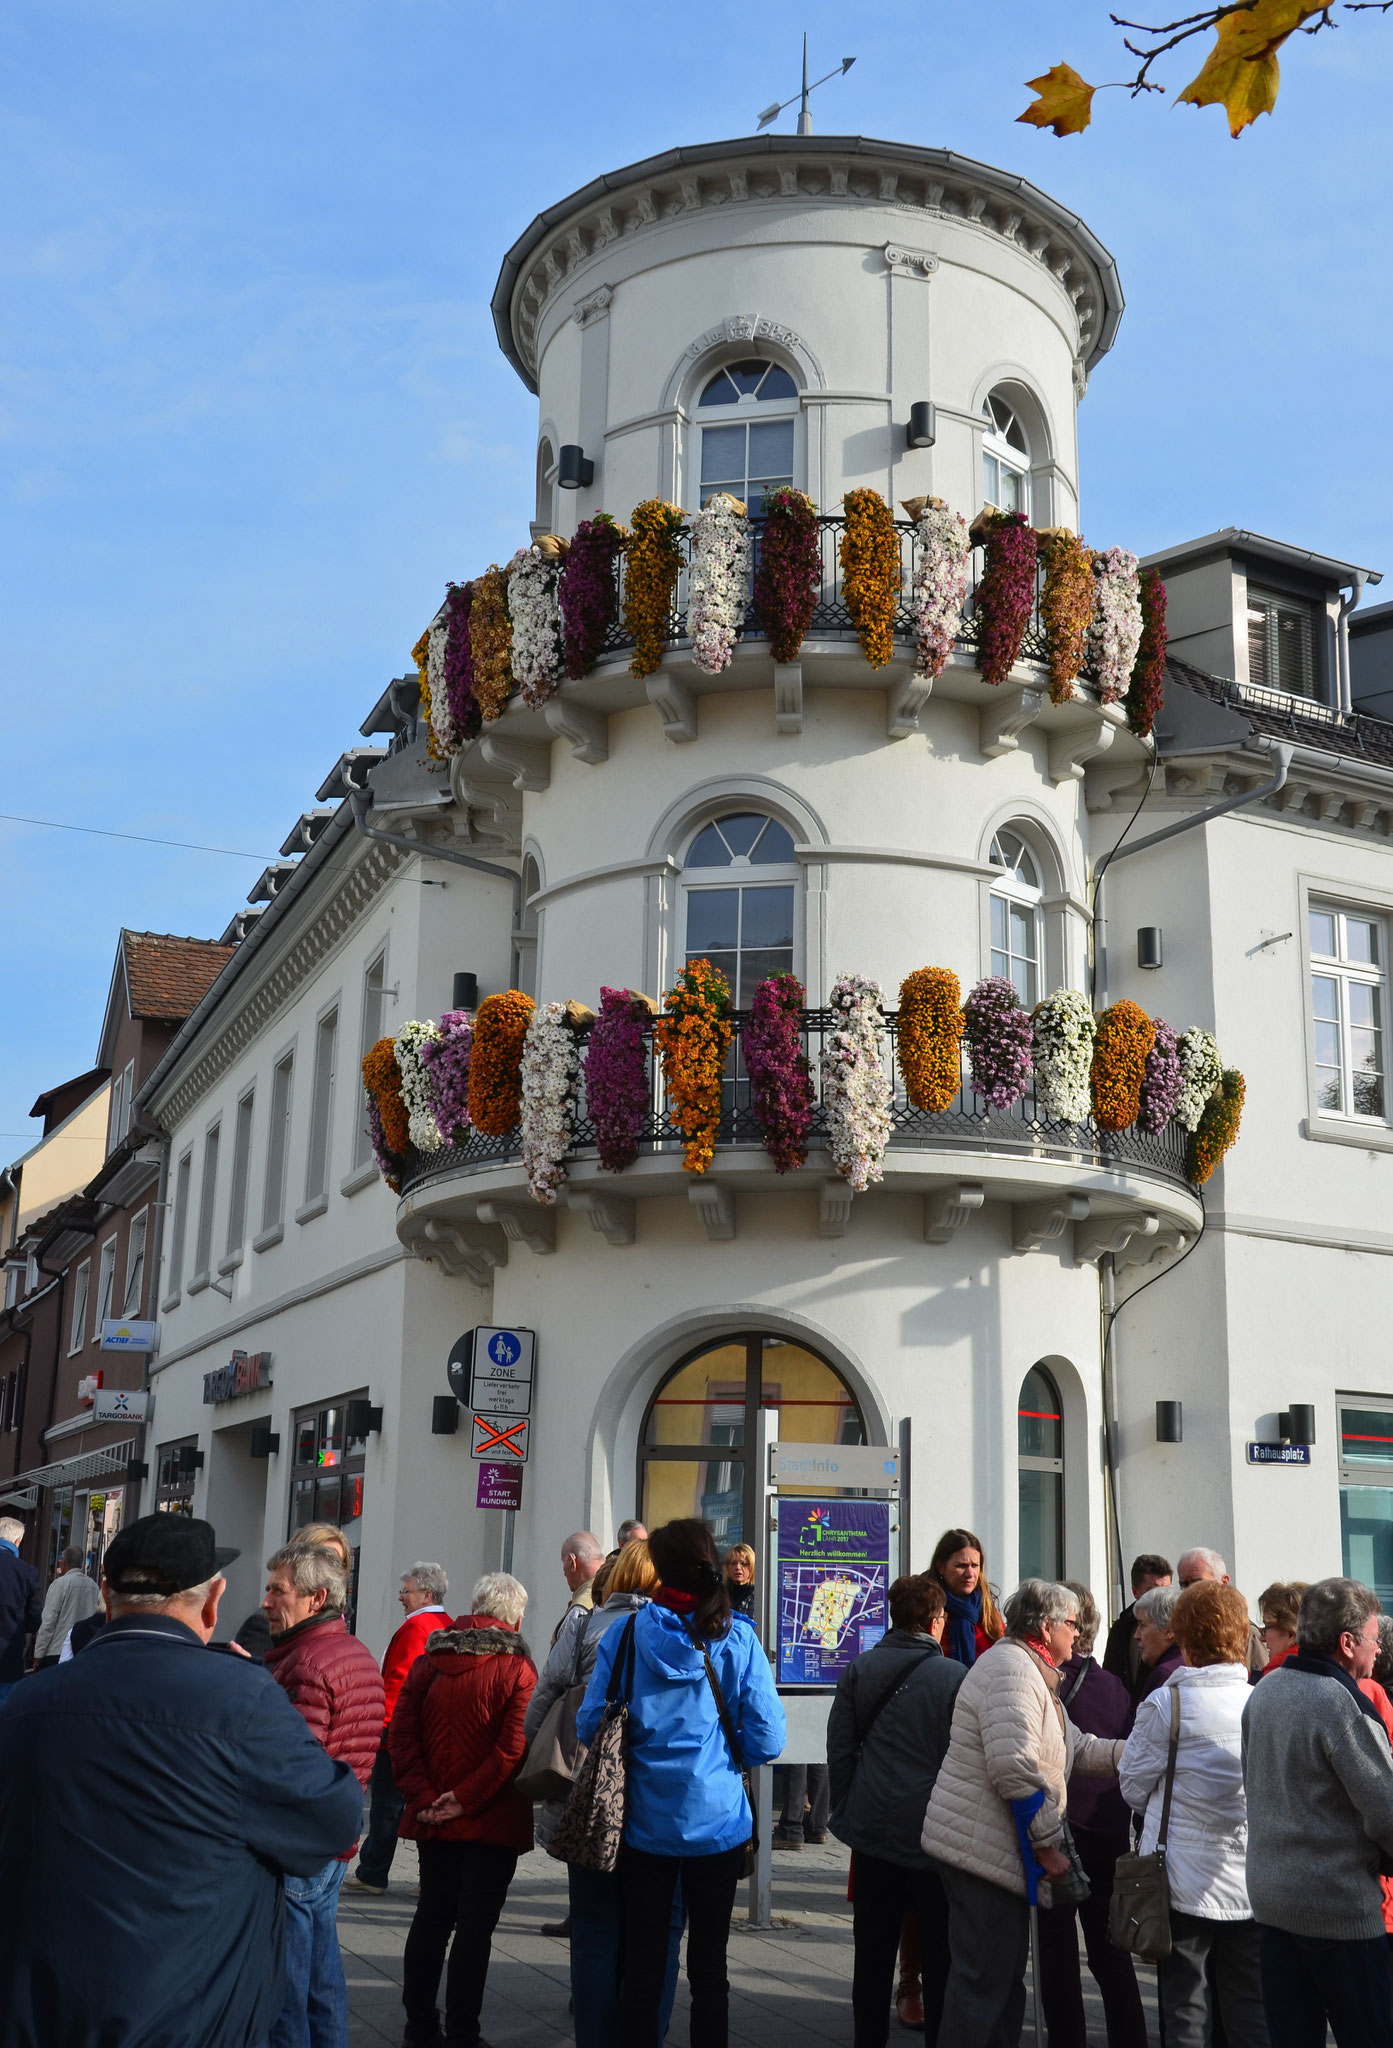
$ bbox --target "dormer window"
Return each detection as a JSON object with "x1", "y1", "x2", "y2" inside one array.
[
  {"x1": 1247, "y1": 585, "x2": 1316, "y2": 698},
  {"x1": 697, "y1": 358, "x2": 798, "y2": 515},
  {"x1": 982, "y1": 392, "x2": 1030, "y2": 516}
]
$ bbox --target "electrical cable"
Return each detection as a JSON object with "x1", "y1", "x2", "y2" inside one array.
[{"x1": 0, "y1": 813, "x2": 276, "y2": 861}]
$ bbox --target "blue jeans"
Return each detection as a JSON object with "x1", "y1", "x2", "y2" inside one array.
[
  {"x1": 1258, "y1": 1923, "x2": 1393, "y2": 2048},
  {"x1": 568, "y1": 1863, "x2": 684, "y2": 2047},
  {"x1": 269, "y1": 1858, "x2": 349, "y2": 2048},
  {"x1": 355, "y1": 1745, "x2": 405, "y2": 1888}
]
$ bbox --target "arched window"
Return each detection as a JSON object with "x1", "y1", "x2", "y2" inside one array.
[
  {"x1": 682, "y1": 811, "x2": 798, "y2": 1006},
  {"x1": 517, "y1": 854, "x2": 541, "y2": 998},
  {"x1": 1018, "y1": 1364, "x2": 1064, "y2": 1581},
  {"x1": 697, "y1": 358, "x2": 799, "y2": 515},
  {"x1": 640, "y1": 1333, "x2": 866, "y2": 1561},
  {"x1": 982, "y1": 391, "x2": 1030, "y2": 516},
  {"x1": 989, "y1": 829, "x2": 1044, "y2": 1005},
  {"x1": 535, "y1": 439, "x2": 555, "y2": 533}
]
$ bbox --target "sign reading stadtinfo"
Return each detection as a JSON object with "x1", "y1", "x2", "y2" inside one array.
[{"x1": 769, "y1": 1442, "x2": 899, "y2": 1491}]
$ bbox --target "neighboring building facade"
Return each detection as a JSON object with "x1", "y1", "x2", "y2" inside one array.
[{"x1": 127, "y1": 132, "x2": 1393, "y2": 1678}]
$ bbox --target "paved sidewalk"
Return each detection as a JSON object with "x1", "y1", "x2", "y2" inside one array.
[{"x1": 340, "y1": 1837, "x2": 1161, "y2": 2045}]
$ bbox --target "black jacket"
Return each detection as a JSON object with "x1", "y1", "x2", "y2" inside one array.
[
  {"x1": 1102, "y1": 1602, "x2": 1141, "y2": 1691},
  {"x1": 827, "y1": 1628, "x2": 964, "y2": 1870},
  {"x1": 0, "y1": 1542, "x2": 42, "y2": 1683},
  {"x1": 0, "y1": 1612, "x2": 363, "y2": 2046}
]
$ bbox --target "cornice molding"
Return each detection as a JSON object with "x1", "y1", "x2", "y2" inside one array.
[{"x1": 151, "y1": 839, "x2": 406, "y2": 1132}]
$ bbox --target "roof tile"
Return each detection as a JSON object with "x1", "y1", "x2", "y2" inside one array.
[{"x1": 121, "y1": 931, "x2": 236, "y2": 1022}]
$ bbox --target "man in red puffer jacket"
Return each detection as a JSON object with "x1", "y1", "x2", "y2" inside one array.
[
  {"x1": 390, "y1": 1571, "x2": 537, "y2": 2048},
  {"x1": 263, "y1": 1539, "x2": 384, "y2": 2048}
]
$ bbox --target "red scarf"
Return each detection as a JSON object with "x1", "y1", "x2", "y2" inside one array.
[
  {"x1": 1024, "y1": 1635, "x2": 1057, "y2": 1668},
  {"x1": 653, "y1": 1586, "x2": 696, "y2": 1614}
]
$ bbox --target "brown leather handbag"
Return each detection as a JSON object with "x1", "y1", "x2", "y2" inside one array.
[{"x1": 1108, "y1": 1683, "x2": 1180, "y2": 1962}]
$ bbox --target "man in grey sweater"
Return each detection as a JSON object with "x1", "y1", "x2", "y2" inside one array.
[
  {"x1": 1242, "y1": 1576, "x2": 1393, "y2": 2048},
  {"x1": 33, "y1": 1546, "x2": 100, "y2": 1667}
]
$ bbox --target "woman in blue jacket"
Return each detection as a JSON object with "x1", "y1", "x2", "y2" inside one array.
[{"x1": 577, "y1": 1516, "x2": 786, "y2": 2048}]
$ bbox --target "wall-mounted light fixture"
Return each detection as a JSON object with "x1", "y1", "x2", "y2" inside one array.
[
  {"x1": 249, "y1": 1427, "x2": 280, "y2": 1460},
  {"x1": 1156, "y1": 1400, "x2": 1183, "y2": 1444},
  {"x1": 1137, "y1": 928, "x2": 1164, "y2": 970},
  {"x1": 452, "y1": 972, "x2": 479, "y2": 1012},
  {"x1": 431, "y1": 1395, "x2": 460, "y2": 1436},
  {"x1": 907, "y1": 402, "x2": 936, "y2": 449},
  {"x1": 1280, "y1": 1404, "x2": 1316, "y2": 1446},
  {"x1": 557, "y1": 445, "x2": 594, "y2": 490},
  {"x1": 177, "y1": 1445, "x2": 205, "y2": 1476},
  {"x1": 126, "y1": 1460, "x2": 150, "y2": 1483},
  {"x1": 346, "y1": 1398, "x2": 384, "y2": 1438}
]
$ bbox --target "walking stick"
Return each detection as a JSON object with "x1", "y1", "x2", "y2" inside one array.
[{"x1": 1010, "y1": 1792, "x2": 1047, "y2": 2048}]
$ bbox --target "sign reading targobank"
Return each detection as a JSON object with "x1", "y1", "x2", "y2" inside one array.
[{"x1": 203, "y1": 1350, "x2": 273, "y2": 1405}]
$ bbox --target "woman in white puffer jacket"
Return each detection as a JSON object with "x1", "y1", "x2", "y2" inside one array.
[{"x1": 1119, "y1": 1580, "x2": 1269, "y2": 2048}]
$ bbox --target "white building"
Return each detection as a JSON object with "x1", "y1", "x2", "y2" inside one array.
[{"x1": 136, "y1": 132, "x2": 1393, "y2": 1670}]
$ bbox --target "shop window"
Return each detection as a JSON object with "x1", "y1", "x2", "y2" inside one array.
[
  {"x1": 1310, "y1": 905, "x2": 1386, "y2": 1122},
  {"x1": 156, "y1": 1439, "x2": 198, "y2": 1517},
  {"x1": 1248, "y1": 585, "x2": 1317, "y2": 698},
  {"x1": 982, "y1": 391, "x2": 1030, "y2": 516},
  {"x1": 681, "y1": 812, "x2": 798, "y2": 1007},
  {"x1": 697, "y1": 358, "x2": 799, "y2": 515},
  {"x1": 989, "y1": 829, "x2": 1044, "y2": 1006},
  {"x1": 638, "y1": 1334, "x2": 865, "y2": 1569},
  {"x1": 1018, "y1": 1364, "x2": 1064, "y2": 1581},
  {"x1": 1340, "y1": 1399, "x2": 1393, "y2": 1603},
  {"x1": 47, "y1": 1487, "x2": 74, "y2": 1578},
  {"x1": 288, "y1": 1399, "x2": 368, "y2": 1627}
]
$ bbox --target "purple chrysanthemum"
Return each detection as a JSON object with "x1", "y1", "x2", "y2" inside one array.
[
  {"x1": 559, "y1": 515, "x2": 626, "y2": 680},
  {"x1": 963, "y1": 975, "x2": 1034, "y2": 1110},
  {"x1": 583, "y1": 988, "x2": 653, "y2": 1171},
  {"x1": 1137, "y1": 1017, "x2": 1182, "y2": 1133},
  {"x1": 419, "y1": 1009, "x2": 474, "y2": 1144},
  {"x1": 744, "y1": 973, "x2": 814, "y2": 1173}
]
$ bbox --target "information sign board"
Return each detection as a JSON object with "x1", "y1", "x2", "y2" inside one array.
[
  {"x1": 100, "y1": 1319, "x2": 159, "y2": 1354},
  {"x1": 448, "y1": 1327, "x2": 535, "y2": 1416},
  {"x1": 1246, "y1": 1442, "x2": 1311, "y2": 1466},
  {"x1": 776, "y1": 1498, "x2": 890, "y2": 1687},
  {"x1": 470, "y1": 1414, "x2": 530, "y2": 1462},
  {"x1": 476, "y1": 1463, "x2": 525, "y2": 1510},
  {"x1": 769, "y1": 1442, "x2": 899, "y2": 1491},
  {"x1": 93, "y1": 1388, "x2": 149, "y2": 1424}
]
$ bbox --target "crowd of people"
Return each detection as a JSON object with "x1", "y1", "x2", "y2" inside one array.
[{"x1": 5, "y1": 1506, "x2": 1393, "y2": 2048}]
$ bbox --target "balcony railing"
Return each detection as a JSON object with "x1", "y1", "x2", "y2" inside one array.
[
  {"x1": 584, "y1": 514, "x2": 1060, "y2": 673},
  {"x1": 397, "y1": 1007, "x2": 1191, "y2": 1198}
]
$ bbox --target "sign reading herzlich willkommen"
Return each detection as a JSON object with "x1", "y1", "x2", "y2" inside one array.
[{"x1": 202, "y1": 1350, "x2": 273, "y2": 1406}]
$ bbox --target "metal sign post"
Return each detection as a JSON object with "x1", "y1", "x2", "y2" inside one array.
[{"x1": 452, "y1": 1327, "x2": 536, "y2": 1578}]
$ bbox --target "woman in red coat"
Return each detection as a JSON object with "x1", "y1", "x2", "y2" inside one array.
[{"x1": 389, "y1": 1571, "x2": 537, "y2": 2046}]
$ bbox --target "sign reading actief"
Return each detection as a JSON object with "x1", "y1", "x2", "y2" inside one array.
[{"x1": 100, "y1": 1319, "x2": 160, "y2": 1354}]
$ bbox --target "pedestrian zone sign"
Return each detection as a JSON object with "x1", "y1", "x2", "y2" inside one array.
[{"x1": 470, "y1": 1414, "x2": 530, "y2": 1463}]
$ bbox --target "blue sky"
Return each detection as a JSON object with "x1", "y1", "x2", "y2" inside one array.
[{"x1": 3, "y1": 0, "x2": 1391, "y2": 1148}]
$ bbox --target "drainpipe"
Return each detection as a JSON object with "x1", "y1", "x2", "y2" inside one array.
[
  {"x1": 1337, "y1": 572, "x2": 1370, "y2": 715},
  {"x1": 349, "y1": 792, "x2": 521, "y2": 915}
]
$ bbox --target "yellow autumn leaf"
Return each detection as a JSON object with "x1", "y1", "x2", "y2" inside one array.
[
  {"x1": 1219, "y1": 0, "x2": 1326, "y2": 62},
  {"x1": 1176, "y1": 13, "x2": 1287, "y2": 136},
  {"x1": 1017, "y1": 63, "x2": 1096, "y2": 138}
]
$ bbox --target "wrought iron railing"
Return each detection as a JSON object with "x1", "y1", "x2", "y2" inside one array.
[
  {"x1": 397, "y1": 1007, "x2": 1191, "y2": 1196},
  {"x1": 587, "y1": 514, "x2": 1061, "y2": 673}
]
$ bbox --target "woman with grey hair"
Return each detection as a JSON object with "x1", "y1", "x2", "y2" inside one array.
[
  {"x1": 391, "y1": 1572, "x2": 537, "y2": 2046},
  {"x1": 1134, "y1": 1582, "x2": 1184, "y2": 1703},
  {"x1": 922, "y1": 1581, "x2": 1124, "y2": 2046}
]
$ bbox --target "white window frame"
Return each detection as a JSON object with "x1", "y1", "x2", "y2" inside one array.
[
  {"x1": 225, "y1": 1088, "x2": 255, "y2": 1262},
  {"x1": 981, "y1": 392, "x2": 1031, "y2": 517},
  {"x1": 302, "y1": 1003, "x2": 339, "y2": 1212},
  {"x1": 989, "y1": 829, "x2": 1045, "y2": 1007},
  {"x1": 164, "y1": 1149, "x2": 192, "y2": 1307},
  {"x1": 190, "y1": 1121, "x2": 220, "y2": 1288},
  {"x1": 69, "y1": 1259, "x2": 91, "y2": 1355},
  {"x1": 121, "y1": 1209, "x2": 148, "y2": 1319},
  {"x1": 352, "y1": 952, "x2": 388, "y2": 1170},
  {"x1": 679, "y1": 811, "x2": 801, "y2": 1008},
  {"x1": 259, "y1": 1048, "x2": 295, "y2": 1244},
  {"x1": 92, "y1": 1236, "x2": 118, "y2": 1336},
  {"x1": 1308, "y1": 901, "x2": 1388, "y2": 1126},
  {"x1": 692, "y1": 357, "x2": 802, "y2": 516}
]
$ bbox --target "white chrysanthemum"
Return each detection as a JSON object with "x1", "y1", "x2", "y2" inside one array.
[
  {"x1": 686, "y1": 494, "x2": 751, "y2": 675},
  {"x1": 508, "y1": 547, "x2": 563, "y2": 709},
  {"x1": 425, "y1": 605, "x2": 458, "y2": 756},
  {"x1": 394, "y1": 1020, "x2": 444, "y2": 1153},
  {"x1": 912, "y1": 503, "x2": 971, "y2": 683},
  {"x1": 819, "y1": 972, "x2": 893, "y2": 1192},
  {"x1": 1090, "y1": 547, "x2": 1144, "y2": 705},
  {"x1": 1175, "y1": 1028, "x2": 1223, "y2": 1132},
  {"x1": 520, "y1": 1001, "x2": 579, "y2": 1204},
  {"x1": 1030, "y1": 989, "x2": 1097, "y2": 1124}
]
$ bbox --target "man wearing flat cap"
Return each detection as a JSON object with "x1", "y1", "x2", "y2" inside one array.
[{"x1": 0, "y1": 1514, "x2": 363, "y2": 2048}]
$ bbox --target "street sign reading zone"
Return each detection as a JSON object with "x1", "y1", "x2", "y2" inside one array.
[
  {"x1": 470, "y1": 1414, "x2": 530, "y2": 1462},
  {"x1": 468, "y1": 1327, "x2": 535, "y2": 1416}
]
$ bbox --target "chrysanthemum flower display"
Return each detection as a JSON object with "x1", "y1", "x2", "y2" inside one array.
[
  {"x1": 1188, "y1": 1068, "x2": 1245, "y2": 1185},
  {"x1": 520, "y1": 1001, "x2": 581, "y2": 1204},
  {"x1": 469, "y1": 565, "x2": 514, "y2": 722},
  {"x1": 1030, "y1": 989, "x2": 1096, "y2": 1124},
  {"x1": 752, "y1": 487, "x2": 822, "y2": 663},
  {"x1": 1090, "y1": 546, "x2": 1145, "y2": 705},
  {"x1": 467, "y1": 990, "x2": 535, "y2": 1135},
  {"x1": 1037, "y1": 527, "x2": 1095, "y2": 707},
  {"x1": 1138, "y1": 1018, "x2": 1183, "y2": 1135},
  {"x1": 362, "y1": 1037, "x2": 409, "y2": 1189},
  {"x1": 972, "y1": 510, "x2": 1039, "y2": 686},
  {"x1": 393, "y1": 1021, "x2": 443, "y2": 1153},
  {"x1": 508, "y1": 547, "x2": 564, "y2": 708},
  {"x1": 744, "y1": 973, "x2": 814, "y2": 1172},
  {"x1": 419, "y1": 1009, "x2": 474, "y2": 1145},
  {"x1": 625, "y1": 499, "x2": 685, "y2": 680},
  {"x1": 1125, "y1": 566, "x2": 1168, "y2": 739},
  {"x1": 583, "y1": 988, "x2": 656, "y2": 1172},
  {"x1": 963, "y1": 976, "x2": 1034, "y2": 1110},
  {"x1": 1175, "y1": 1028, "x2": 1223, "y2": 1132},
  {"x1": 559, "y1": 514, "x2": 627, "y2": 679},
  {"x1": 1091, "y1": 1000, "x2": 1157, "y2": 1131},
  {"x1": 908, "y1": 501, "x2": 971, "y2": 684},
  {"x1": 820, "y1": 973, "x2": 893, "y2": 1192},
  {"x1": 654, "y1": 959, "x2": 733, "y2": 1173},
  {"x1": 840, "y1": 489, "x2": 902, "y2": 670},
  {"x1": 440, "y1": 581, "x2": 481, "y2": 747},
  {"x1": 686, "y1": 494, "x2": 751, "y2": 675},
  {"x1": 410, "y1": 630, "x2": 436, "y2": 759},
  {"x1": 897, "y1": 967, "x2": 963, "y2": 1113}
]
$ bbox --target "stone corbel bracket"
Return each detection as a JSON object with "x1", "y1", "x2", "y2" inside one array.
[
  {"x1": 1012, "y1": 1191, "x2": 1090, "y2": 1255},
  {"x1": 980, "y1": 686, "x2": 1044, "y2": 760},
  {"x1": 1116, "y1": 1219, "x2": 1192, "y2": 1272},
  {"x1": 478, "y1": 735, "x2": 552, "y2": 792},
  {"x1": 544, "y1": 696, "x2": 609, "y2": 765},
  {"x1": 414, "y1": 1218, "x2": 509, "y2": 1288},
  {"x1": 887, "y1": 673, "x2": 933, "y2": 741},
  {"x1": 476, "y1": 1200, "x2": 556, "y2": 1255},
  {"x1": 1048, "y1": 710, "x2": 1116, "y2": 786},
  {"x1": 818, "y1": 1180, "x2": 854, "y2": 1238},
  {"x1": 454, "y1": 768, "x2": 522, "y2": 849},
  {"x1": 689, "y1": 1179, "x2": 735, "y2": 1240},
  {"x1": 774, "y1": 663, "x2": 803, "y2": 736},
  {"x1": 1084, "y1": 756, "x2": 1149, "y2": 815},
  {"x1": 646, "y1": 671, "x2": 698, "y2": 744},
  {"x1": 1075, "y1": 1210, "x2": 1158, "y2": 1266},
  {"x1": 924, "y1": 1182, "x2": 986, "y2": 1244},
  {"x1": 568, "y1": 1188, "x2": 636, "y2": 1246}
]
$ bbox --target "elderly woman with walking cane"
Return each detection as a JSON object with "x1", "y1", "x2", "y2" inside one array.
[{"x1": 921, "y1": 1579, "x2": 1126, "y2": 2047}]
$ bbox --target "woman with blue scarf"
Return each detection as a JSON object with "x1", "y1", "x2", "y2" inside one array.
[{"x1": 929, "y1": 1529, "x2": 1005, "y2": 1669}]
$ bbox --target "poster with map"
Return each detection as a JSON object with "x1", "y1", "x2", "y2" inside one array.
[{"x1": 776, "y1": 1498, "x2": 891, "y2": 1686}]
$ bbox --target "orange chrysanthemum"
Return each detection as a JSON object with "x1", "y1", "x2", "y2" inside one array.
[
  {"x1": 363, "y1": 1037, "x2": 410, "y2": 1157},
  {"x1": 897, "y1": 967, "x2": 963, "y2": 1113},
  {"x1": 467, "y1": 990, "x2": 535, "y2": 1135},
  {"x1": 654, "y1": 958, "x2": 733, "y2": 1173},
  {"x1": 625, "y1": 499, "x2": 684, "y2": 680},
  {"x1": 1189, "y1": 1068, "x2": 1245, "y2": 1185},
  {"x1": 840, "y1": 488, "x2": 902, "y2": 670},
  {"x1": 1090, "y1": 1000, "x2": 1157, "y2": 1131},
  {"x1": 411, "y1": 630, "x2": 437, "y2": 760}
]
